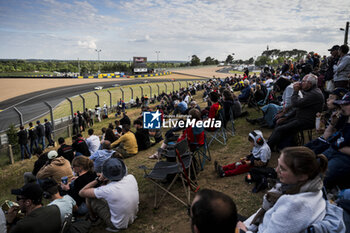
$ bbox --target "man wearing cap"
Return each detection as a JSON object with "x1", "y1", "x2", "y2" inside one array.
[
  {"x1": 333, "y1": 44, "x2": 350, "y2": 89},
  {"x1": 35, "y1": 120, "x2": 45, "y2": 150},
  {"x1": 325, "y1": 45, "x2": 340, "y2": 82},
  {"x1": 5, "y1": 183, "x2": 61, "y2": 233},
  {"x1": 36, "y1": 150, "x2": 73, "y2": 185},
  {"x1": 321, "y1": 92, "x2": 350, "y2": 189},
  {"x1": 79, "y1": 157, "x2": 139, "y2": 232}
]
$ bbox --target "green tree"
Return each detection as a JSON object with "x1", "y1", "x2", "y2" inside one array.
[
  {"x1": 254, "y1": 56, "x2": 270, "y2": 67},
  {"x1": 225, "y1": 55, "x2": 233, "y2": 64},
  {"x1": 190, "y1": 55, "x2": 201, "y2": 66}
]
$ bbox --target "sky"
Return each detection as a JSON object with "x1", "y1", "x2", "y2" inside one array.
[{"x1": 0, "y1": 0, "x2": 349, "y2": 61}]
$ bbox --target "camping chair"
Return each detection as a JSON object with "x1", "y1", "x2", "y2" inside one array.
[
  {"x1": 241, "y1": 89, "x2": 255, "y2": 110},
  {"x1": 139, "y1": 139, "x2": 199, "y2": 209},
  {"x1": 257, "y1": 87, "x2": 272, "y2": 107},
  {"x1": 297, "y1": 128, "x2": 313, "y2": 146},
  {"x1": 224, "y1": 105, "x2": 236, "y2": 136},
  {"x1": 192, "y1": 134, "x2": 211, "y2": 171},
  {"x1": 60, "y1": 213, "x2": 73, "y2": 233},
  {"x1": 206, "y1": 108, "x2": 227, "y2": 147}
]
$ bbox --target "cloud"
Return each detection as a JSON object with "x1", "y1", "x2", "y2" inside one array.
[
  {"x1": 78, "y1": 37, "x2": 97, "y2": 50},
  {"x1": 0, "y1": 0, "x2": 349, "y2": 60},
  {"x1": 128, "y1": 35, "x2": 152, "y2": 43}
]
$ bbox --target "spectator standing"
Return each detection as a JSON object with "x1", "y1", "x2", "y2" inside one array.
[
  {"x1": 72, "y1": 113, "x2": 80, "y2": 135},
  {"x1": 333, "y1": 44, "x2": 350, "y2": 89},
  {"x1": 95, "y1": 105, "x2": 101, "y2": 122},
  {"x1": 44, "y1": 118, "x2": 54, "y2": 147},
  {"x1": 79, "y1": 157, "x2": 139, "y2": 232},
  {"x1": 325, "y1": 45, "x2": 340, "y2": 82},
  {"x1": 103, "y1": 102, "x2": 108, "y2": 118},
  {"x1": 36, "y1": 120, "x2": 45, "y2": 150},
  {"x1": 57, "y1": 137, "x2": 74, "y2": 163},
  {"x1": 83, "y1": 108, "x2": 91, "y2": 128},
  {"x1": 86, "y1": 129, "x2": 101, "y2": 155},
  {"x1": 77, "y1": 111, "x2": 85, "y2": 132},
  {"x1": 5, "y1": 183, "x2": 61, "y2": 233},
  {"x1": 28, "y1": 122, "x2": 38, "y2": 154},
  {"x1": 17, "y1": 125, "x2": 31, "y2": 160}
]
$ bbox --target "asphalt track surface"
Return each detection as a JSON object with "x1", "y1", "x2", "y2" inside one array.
[{"x1": 0, "y1": 77, "x2": 203, "y2": 133}]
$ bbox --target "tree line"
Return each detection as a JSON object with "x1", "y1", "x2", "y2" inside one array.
[{"x1": 0, "y1": 48, "x2": 312, "y2": 74}]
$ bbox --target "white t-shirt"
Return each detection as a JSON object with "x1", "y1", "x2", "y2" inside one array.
[
  {"x1": 86, "y1": 135, "x2": 101, "y2": 154},
  {"x1": 0, "y1": 208, "x2": 6, "y2": 233},
  {"x1": 49, "y1": 195, "x2": 76, "y2": 223},
  {"x1": 94, "y1": 174, "x2": 139, "y2": 229}
]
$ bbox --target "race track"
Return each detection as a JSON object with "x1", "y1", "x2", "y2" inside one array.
[{"x1": 0, "y1": 77, "x2": 204, "y2": 132}]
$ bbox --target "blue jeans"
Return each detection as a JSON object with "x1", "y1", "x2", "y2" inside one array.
[
  {"x1": 30, "y1": 139, "x2": 39, "y2": 154},
  {"x1": 323, "y1": 147, "x2": 350, "y2": 189},
  {"x1": 20, "y1": 144, "x2": 31, "y2": 160},
  {"x1": 38, "y1": 136, "x2": 45, "y2": 150}
]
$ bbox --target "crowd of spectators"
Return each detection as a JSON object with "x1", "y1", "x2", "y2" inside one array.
[{"x1": 3, "y1": 44, "x2": 350, "y2": 233}]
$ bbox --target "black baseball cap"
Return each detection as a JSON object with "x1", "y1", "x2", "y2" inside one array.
[
  {"x1": 328, "y1": 45, "x2": 340, "y2": 51},
  {"x1": 11, "y1": 183, "x2": 43, "y2": 202}
]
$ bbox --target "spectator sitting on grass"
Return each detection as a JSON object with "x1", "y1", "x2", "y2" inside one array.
[
  {"x1": 72, "y1": 134, "x2": 91, "y2": 157},
  {"x1": 86, "y1": 129, "x2": 101, "y2": 155},
  {"x1": 120, "y1": 112, "x2": 131, "y2": 126},
  {"x1": 134, "y1": 119, "x2": 151, "y2": 151},
  {"x1": 79, "y1": 157, "x2": 139, "y2": 232},
  {"x1": 61, "y1": 156, "x2": 96, "y2": 215},
  {"x1": 57, "y1": 137, "x2": 74, "y2": 163},
  {"x1": 41, "y1": 179, "x2": 77, "y2": 223},
  {"x1": 23, "y1": 148, "x2": 47, "y2": 184},
  {"x1": 36, "y1": 150, "x2": 73, "y2": 185},
  {"x1": 215, "y1": 130, "x2": 271, "y2": 179},
  {"x1": 90, "y1": 140, "x2": 115, "y2": 173},
  {"x1": 111, "y1": 124, "x2": 138, "y2": 158},
  {"x1": 6, "y1": 183, "x2": 61, "y2": 233}
]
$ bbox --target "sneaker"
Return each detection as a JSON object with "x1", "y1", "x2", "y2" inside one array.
[
  {"x1": 105, "y1": 227, "x2": 119, "y2": 232},
  {"x1": 218, "y1": 166, "x2": 225, "y2": 178},
  {"x1": 246, "y1": 118, "x2": 256, "y2": 125},
  {"x1": 149, "y1": 153, "x2": 159, "y2": 159}
]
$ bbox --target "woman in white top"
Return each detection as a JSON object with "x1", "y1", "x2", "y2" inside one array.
[{"x1": 238, "y1": 146, "x2": 328, "y2": 233}]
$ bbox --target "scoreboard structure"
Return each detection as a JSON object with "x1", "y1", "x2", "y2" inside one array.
[{"x1": 133, "y1": 57, "x2": 148, "y2": 73}]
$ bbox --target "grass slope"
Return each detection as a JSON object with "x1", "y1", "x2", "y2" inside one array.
[{"x1": 0, "y1": 89, "x2": 278, "y2": 233}]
